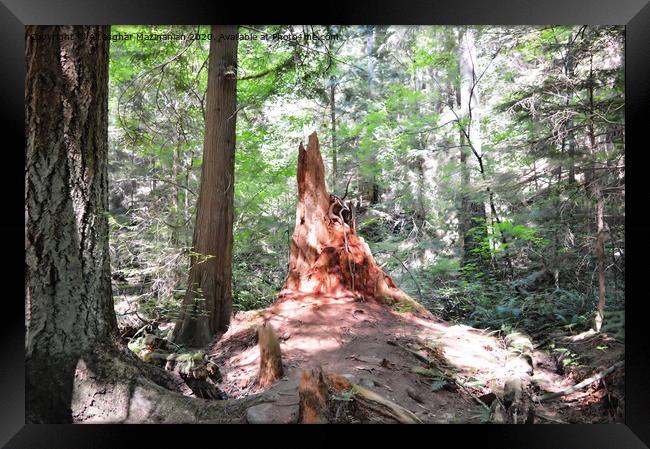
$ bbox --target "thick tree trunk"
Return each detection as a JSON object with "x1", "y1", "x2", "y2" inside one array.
[
  {"x1": 279, "y1": 133, "x2": 425, "y2": 314},
  {"x1": 25, "y1": 25, "x2": 117, "y2": 422},
  {"x1": 173, "y1": 25, "x2": 238, "y2": 347},
  {"x1": 24, "y1": 25, "x2": 282, "y2": 424}
]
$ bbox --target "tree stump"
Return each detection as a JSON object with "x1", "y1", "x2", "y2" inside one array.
[
  {"x1": 298, "y1": 367, "x2": 330, "y2": 423},
  {"x1": 298, "y1": 366, "x2": 422, "y2": 424},
  {"x1": 257, "y1": 322, "x2": 283, "y2": 388},
  {"x1": 278, "y1": 132, "x2": 427, "y2": 316}
]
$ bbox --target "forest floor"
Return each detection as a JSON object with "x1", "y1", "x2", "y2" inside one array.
[{"x1": 194, "y1": 292, "x2": 625, "y2": 424}]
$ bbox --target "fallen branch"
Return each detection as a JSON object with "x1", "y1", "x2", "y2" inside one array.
[
  {"x1": 533, "y1": 360, "x2": 624, "y2": 402},
  {"x1": 350, "y1": 382, "x2": 423, "y2": 424},
  {"x1": 387, "y1": 340, "x2": 431, "y2": 365},
  {"x1": 390, "y1": 341, "x2": 489, "y2": 412}
]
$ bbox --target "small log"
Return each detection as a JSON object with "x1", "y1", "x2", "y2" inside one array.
[
  {"x1": 299, "y1": 367, "x2": 330, "y2": 423},
  {"x1": 406, "y1": 387, "x2": 425, "y2": 404},
  {"x1": 257, "y1": 323, "x2": 283, "y2": 388}
]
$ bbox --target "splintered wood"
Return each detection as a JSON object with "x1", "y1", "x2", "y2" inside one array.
[
  {"x1": 257, "y1": 323, "x2": 283, "y2": 388},
  {"x1": 298, "y1": 366, "x2": 422, "y2": 424}
]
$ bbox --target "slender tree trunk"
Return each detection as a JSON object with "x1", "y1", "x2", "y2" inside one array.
[
  {"x1": 587, "y1": 54, "x2": 607, "y2": 332},
  {"x1": 456, "y1": 28, "x2": 487, "y2": 269},
  {"x1": 184, "y1": 149, "x2": 195, "y2": 247},
  {"x1": 593, "y1": 183, "x2": 606, "y2": 331},
  {"x1": 330, "y1": 79, "x2": 337, "y2": 192},
  {"x1": 173, "y1": 25, "x2": 239, "y2": 347},
  {"x1": 171, "y1": 144, "x2": 181, "y2": 245},
  {"x1": 566, "y1": 42, "x2": 577, "y2": 185},
  {"x1": 359, "y1": 26, "x2": 380, "y2": 205},
  {"x1": 25, "y1": 25, "x2": 117, "y2": 423},
  {"x1": 327, "y1": 26, "x2": 338, "y2": 192}
]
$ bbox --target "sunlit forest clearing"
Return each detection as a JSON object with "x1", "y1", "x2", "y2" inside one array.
[{"x1": 25, "y1": 25, "x2": 624, "y2": 424}]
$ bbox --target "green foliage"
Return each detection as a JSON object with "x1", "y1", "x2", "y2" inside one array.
[{"x1": 106, "y1": 25, "x2": 624, "y2": 345}]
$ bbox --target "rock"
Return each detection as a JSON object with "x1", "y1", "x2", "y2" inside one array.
[
  {"x1": 406, "y1": 387, "x2": 424, "y2": 404},
  {"x1": 489, "y1": 400, "x2": 508, "y2": 424},
  {"x1": 380, "y1": 358, "x2": 395, "y2": 369},
  {"x1": 503, "y1": 377, "x2": 523, "y2": 409},
  {"x1": 478, "y1": 392, "x2": 497, "y2": 406},
  {"x1": 246, "y1": 402, "x2": 298, "y2": 424}
]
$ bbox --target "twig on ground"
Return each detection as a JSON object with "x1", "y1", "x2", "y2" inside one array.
[{"x1": 533, "y1": 360, "x2": 624, "y2": 402}]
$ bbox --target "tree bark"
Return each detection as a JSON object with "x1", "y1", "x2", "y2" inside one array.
[
  {"x1": 173, "y1": 25, "x2": 239, "y2": 347},
  {"x1": 25, "y1": 25, "x2": 117, "y2": 422},
  {"x1": 24, "y1": 25, "x2": 283, "y2": 424}
]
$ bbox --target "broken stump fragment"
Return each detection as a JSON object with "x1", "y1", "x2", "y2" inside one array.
[
  {"x1": 299, "y1": 367, "x2": 330, "y2": 423},
  {"x1": 257, "y1": 322, "x2": 283, "y2": 388}
]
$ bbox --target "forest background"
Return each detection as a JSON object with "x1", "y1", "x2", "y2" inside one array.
[{"x1": 107, "y1": 24, "x2": 625, "y2": 343}]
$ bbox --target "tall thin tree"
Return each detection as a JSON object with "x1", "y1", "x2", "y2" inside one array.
[{"x1": 172, "y1": 26, "x2": 239, "y2": 347}]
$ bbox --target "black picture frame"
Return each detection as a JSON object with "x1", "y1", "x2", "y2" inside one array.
[{"x1": 3, "y1": 1, "x2": 648, "y2": 447}]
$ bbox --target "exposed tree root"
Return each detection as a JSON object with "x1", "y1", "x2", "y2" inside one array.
[{"x1": 69, "y1": 346, "x2": 273, "y2": 423}]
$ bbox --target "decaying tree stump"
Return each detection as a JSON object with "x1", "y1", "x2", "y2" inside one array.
[
  {"x1": 298, "y1": 366, "x2": 422, "y2": 424},
  {"x1": 279, "y1": 132, "x2": 427, "y2": 315},
  {"x1": 257, "y1": 322, "x2": 283, "y2": 388},
  {"x1": 298, "y1": 367, "x2": 330, "y2": 423}
]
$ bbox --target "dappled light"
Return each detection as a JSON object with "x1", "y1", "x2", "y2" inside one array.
[{"x1": 26, "y1": 24, "x2": 624, "y2": 425}]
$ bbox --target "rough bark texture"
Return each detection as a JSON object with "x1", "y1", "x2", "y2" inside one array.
[
  {"x1": 25, "y1": 25, "x2": 117, "y2": 423},
  {"x1": 279, "y1": 133, "x2": 426, "y2": 314},
  {"x1": 173, "y1": 25, "x2": 239, "y2": 347},
  {"x1": 257, "y1": 323, "x2": 283, "y2": 388},
  {"x1": 24, "y1": 26, "x2": 274, "y2": 424}
]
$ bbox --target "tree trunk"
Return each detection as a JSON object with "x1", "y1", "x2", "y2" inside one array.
[
  {"x1": 25, "y1": 25, "x2": 117, "y2": 422},
  {"x1": 279, "y1": 133, "x2": 426, "y2": 314},
  {"x1": 456, "y1": 28, "x2": 488, "y2": 269},
  {"x1": 330, "y1": 79, "x2": 337, "y2": 192},
  {"x1": 173, "y1": 25, "x2": 238, "y2": 347},
  {"x1": 24, "y1": 25, "x2": 285, "y2": 424},
  {"x1": 328, "y1": 27, "x2": 338, "y2": 192},
  {"x1": 171, "y1": 144, "x2": 181, "y2": 245},
  {"x1": 359, "y1": 26, "x2": 381, "y2": 205},
  {"x1": 587, "y1": 54, "x2": 607, "y2": 332}
]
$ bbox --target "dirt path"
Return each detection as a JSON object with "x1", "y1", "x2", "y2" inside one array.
[{"x1": 207, "y1": 294, "x2": 566, "y2": 423}]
